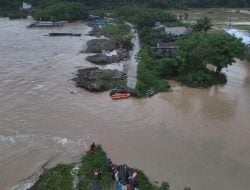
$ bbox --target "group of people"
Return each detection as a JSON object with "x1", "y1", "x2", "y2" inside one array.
[
  {"x1": 108, "y1": 159, "x2": 139, "y2": 190},
  {"x1": 88, "y1": 142, "x2": 139, "y2": 190}
]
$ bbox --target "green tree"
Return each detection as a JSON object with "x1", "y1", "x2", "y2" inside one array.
[
  {"x1": 177, "y1": 33, "x2": 245, "y2": 73},
  {"x1": 193, "y1": 16, "x2": 213, "y2": 33},
  {"x1": 176, "y1": 33, "x2": 245, "y2": 87},
  {"x1": 135, "y1": 47, "x2": 170, "y2": 96},
  {"x1": 160, "y1": 182, "x2": 170, "y2": 190},
  {"x1": 101, "y1": 20, "x2": 133, "y2": 49},
  {"x1": 34, "y1": 2, "x2": 88, "y2": 21}
]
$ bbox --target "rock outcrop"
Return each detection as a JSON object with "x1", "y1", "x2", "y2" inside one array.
[
  {"x1": 86, "y1": 49, "x2": 128, "y2": 65},
  {"x1": 73, "y1": 67, "x2": 126, "y2": 92},
  {"x1": 84, "y1": 39, "x2": 116, "y2": 53}
]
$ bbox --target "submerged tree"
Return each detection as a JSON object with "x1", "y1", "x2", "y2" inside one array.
[
  {"x1": 178, "y1": 33, "x2": 245, "y2": 73},
  {"x1": 193, "y1": 16, "x2": 213, "y2": 33},
  {"x1": 176, "y1": 33, "x2": 245, "y2": 87}
]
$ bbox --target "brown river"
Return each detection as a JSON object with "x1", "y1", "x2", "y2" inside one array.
[{"x1": 0, "y1": 18, "x2": 250, "y2": 190}]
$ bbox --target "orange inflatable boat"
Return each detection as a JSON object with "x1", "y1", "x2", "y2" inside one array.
[{"x1": 111, "y1": 93, "x2": 131, "y2": 100}]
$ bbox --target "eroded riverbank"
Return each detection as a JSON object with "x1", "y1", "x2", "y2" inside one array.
[{"x1": 0, "y1": 18, "x2": 250, "y2": 190}]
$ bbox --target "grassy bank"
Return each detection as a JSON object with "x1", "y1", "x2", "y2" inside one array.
[
  {"x1": 29, "y1": 145, "x2": 190, "y2": 190},
  {"x1": 0, "y1": 11, "x2": 28, "y2": 19},
  {"x1": 135, "y1": 48, "x2": 172, "y2": 97},
  {"x1": 78, "y1": 145, "x2": 112, "y2": 189},
  {"x1": 29, "y1": 164, "x2": 73, "y2": 190}
]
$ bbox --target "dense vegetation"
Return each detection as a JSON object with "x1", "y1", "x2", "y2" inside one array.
[
  {"x1": 26, "y1": 0, "x2": 250, "y2": 9},
  {"x1": 101, "y1": 20, "x2": 133, "y2": 49},
  {"x1": 193, "y1": 17, "x2": 213, "y2": 33},
  {"x1": 33, "y1": 2, "x2": 88, "y2": 21},
  {"x1": 117, "y1": 6, "x2": 180, "y2": 46},
  {"x1": 135, "y1": 48, "x2": 172, "y2": 97},
  {"x1": 115, "y1": 6, "x2": 246, "y2": 96},
  {"x1": 1, "y1": 0, "x2": 249, "y2": 19},
  {"x1": 29, "y1": 145, "x2": 188, "y2": 190},
  {"x1": 245, "y1": 46, "x2": 250, "y2": 61},
  {"x1": 116, "y1": 7, "x2": 180, "y2": 96},
  {"x1": 29, "y1": 164, "x2": 73, "y2": 190},
  {"x1": 0, "y1": 0, "x2": 27, "y2": 18},
  {"x1": 176, "y1": 33, "x2": 245, "y2": 87},
  {"x1": 0, "y1": 0, "x2": 20, "y2": 13},
  {"x1": 78, "y1": 145, "x2": 112, "y2": 189}
]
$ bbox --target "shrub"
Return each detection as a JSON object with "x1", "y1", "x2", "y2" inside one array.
[
  {"x1": 177, "y1": 71, "x2": 227, "y2": 88},
  {"x1": 101, "y1": 20, "x2": 133, "y2": 49},
  {"x1": 78, "y1": 145, "x2": 112, "y2": 190},
  {"x1": 32, "y1": 164, "x2": 73, "y2": 190},
  {"x1": 135, "y1": 48, "x2": 170, "y2": 97}
]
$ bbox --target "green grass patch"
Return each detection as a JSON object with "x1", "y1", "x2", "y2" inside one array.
[
  {"x1": 100, "y1": 20, "x2": 133, "y2": 49},
  {"x1": 31, "y1": 164, "x2": 73, "y2": 190},
  {"x1": 132, "y1": 169, "x2": 170, "y2": 190},
  {"x1": 95, "y1": 79, "x2": 126, "y2": 91},
  {"x1": 135, "y1": 48, "x2": 172, "y2": 97},
  {"x1": 177, "y1": 71, "x2": 227, "y2": 88},
  {"x1": 78, "y1": 145, "x2": 112, "y2": 190},
  {"x1": 28, "y1": 145, "x2": 190, "y2": 190},
  {"x1": 95, "y1": 70, "x2": 126, "y2": 91}
]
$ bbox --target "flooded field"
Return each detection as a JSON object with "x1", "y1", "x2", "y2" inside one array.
[
  {"x1": 0, "y1": 17, "x2": 250, "y2": 190},
  {"x1": 170, "y1": 8, "x2": 250, "y2": 30}
]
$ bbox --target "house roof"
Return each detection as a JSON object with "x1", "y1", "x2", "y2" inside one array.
[
  {"x1": 157, "y1": 42, "x2": 176, "y2": 49},
  {"x1": 164, "y1": 27, "x2": 192, "y2": 36},
  {"x1": 226, "y1": 29, "x2": 250, "y2": 45},
  {"x1": 153, "y1": 24, "x2": 166, "y2": 30}
]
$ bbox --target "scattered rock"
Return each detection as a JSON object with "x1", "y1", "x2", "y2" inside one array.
[
  {"x1": 49, "y1": 33, "x2": 81, "y2": 37},
  {"x1": 146, "y1": 89, "x2": 156, "y2": 97},
  {"x1": 86, "y1": 49, "x2": 128, "y2": 65},
  {"x1": 110, "y1": 86, "x2": 136, "y2": 96},
  {"x1": 73, "y1": 67, "x2": 126, "y2": 92},
  {"x1": 84, "y1": 39, "x2": 116, "y2": 53},
  {"x1": 86, "y1": 54, "x2": 114, "y2": 65},
  {"x1": 86, "y1": 22, "x2": 100, "y2": 36}
]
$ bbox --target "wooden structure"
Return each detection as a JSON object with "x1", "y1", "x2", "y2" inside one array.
[
  {"x1": 152, "y1": 42, "x2": 177, "y2": 58},
  {"x1": 153, "y1": 24, "x2": 192, "y2": 39}
]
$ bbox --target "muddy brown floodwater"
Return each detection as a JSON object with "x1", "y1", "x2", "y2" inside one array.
[{"x1": 0, "y1": 18, "x2": 250, "y2": 190}]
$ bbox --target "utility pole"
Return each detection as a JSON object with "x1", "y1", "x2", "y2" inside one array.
[{"x1": 229, "y1": 16, "x2": 232, "y2": 29}]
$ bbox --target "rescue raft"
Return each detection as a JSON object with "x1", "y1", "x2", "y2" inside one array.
[{"x1": 111, "y1": 93, "x2": 130, "y2": 100}]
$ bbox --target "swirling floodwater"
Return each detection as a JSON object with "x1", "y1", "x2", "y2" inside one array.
[{"x1": 0, "y1": 18, "x2": 250, "y2": 190}]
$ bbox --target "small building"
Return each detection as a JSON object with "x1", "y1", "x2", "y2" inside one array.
[
  {"x1": 153, "y1": 24, "x2": 192, "y2": 39},
  {"x1": 153, "y1": 22, "x2": 166, "y2": 32},
  {"x1": 20, "y1": 2, "x2": 32, "y2": 10},
  {"x1": 152, "y1": 42, "x2": 177, "y2": 58},
  {"x1": 89, "y1": 15, "x2": 101, "y2": 21},
  {"x1": 164, "y1": 27, "x2": 192, "y2": 38},
  {"x1": 226, "y1": 29, "x2": 250, "y2": 45}
]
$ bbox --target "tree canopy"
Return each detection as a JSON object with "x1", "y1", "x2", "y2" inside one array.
[
  {"x1": 193, "y1": 17, "x2": 213, "y2": 33},
  {"x1": 2, "y1": 0, "x2": 249, "y2": 14},
  {"x1": 177, "y1": 33, "x2": 245, "y2": 73},
  {"x1": 175, "y1": 33, "x2": 245, "y2": 87},
  {"x1": 33, "y1": 2, "x2": 88, "y2": 21}
]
